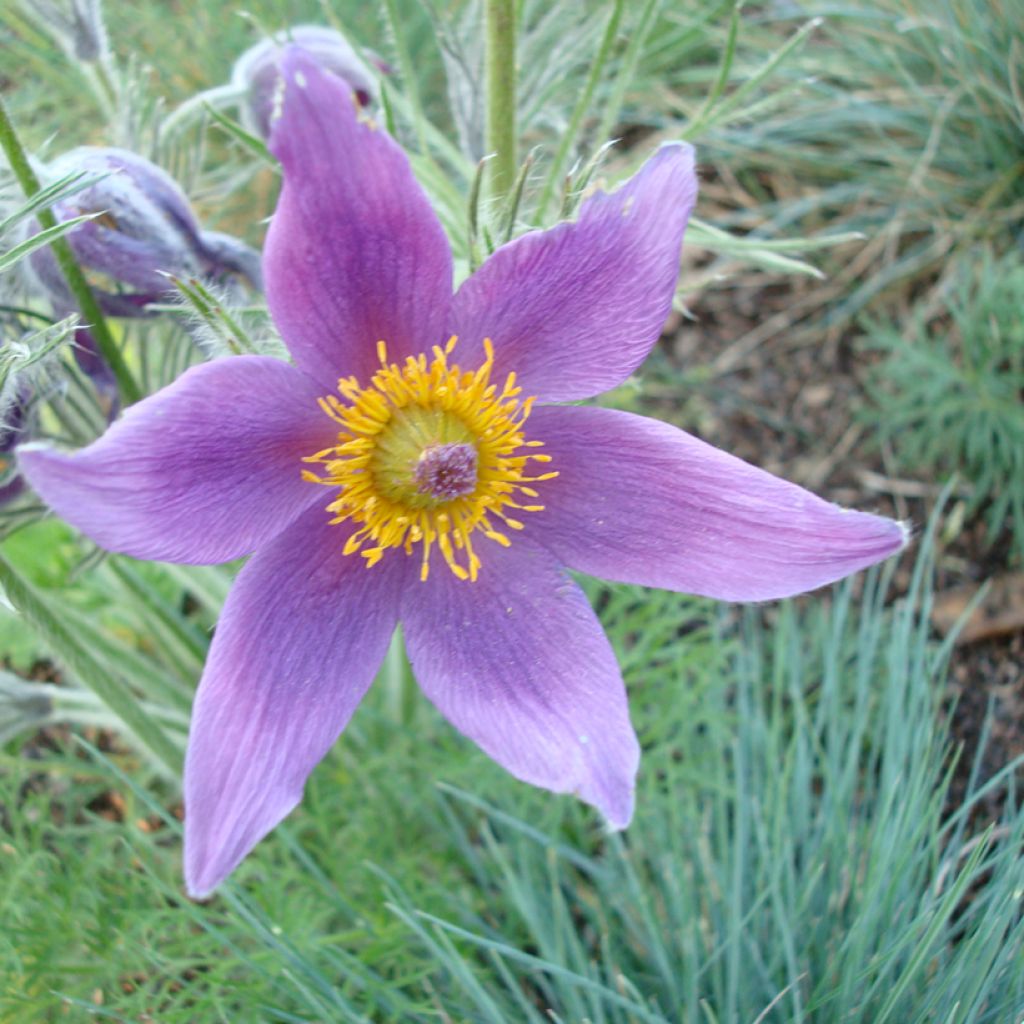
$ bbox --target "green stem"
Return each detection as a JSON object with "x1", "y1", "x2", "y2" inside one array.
[
  {"x1": 484, "y1": 0, "x2": 517, "y2": 202},
  {"x1": 382, "y1": 627, "x2": 416, "y2": 725},
  {"x1": 0, "y1": 97, "x2": 142, "y2": 405}
]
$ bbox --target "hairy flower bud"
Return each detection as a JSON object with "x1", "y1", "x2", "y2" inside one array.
[
  {"x1": 19, "y1": 148, "x2": 262, "y2": 412},
  {"x1": 230, "y1": 25, "x2": 379, "y2": 139},
  {"x1": 0, "y1": 668, "x2": 54, "y2": 746},
  {"x1": 24, "y1": 147, "x2": 262, "y2": 316},
  {"x1": 22, "y1": 0, "x2": 109, "y2": 63}
]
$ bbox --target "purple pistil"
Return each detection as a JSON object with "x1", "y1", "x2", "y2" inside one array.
[{"x1": 414, "y1": 443, "x2": 478, "y2": 500}]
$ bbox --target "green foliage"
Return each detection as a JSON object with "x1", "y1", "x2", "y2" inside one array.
[
  {"x1": 819, "y1": 0, "x2": 1024, "y2": 238},
  {"x1": 0, "y1": 519, "x2": 79, "y2": 671},
  {"x1": 383, "y1": 555, "x2": 1024, "y2": 1023},
  {"x1": 2, "y1": 551, "x2": 1022, "y2": 1022},
  {"x1": 865, "y1": 249, "x2": 1024, "y2": 560},
  {"x1": 653, "y1": 0, "x2": 1024, "y2": 331}
]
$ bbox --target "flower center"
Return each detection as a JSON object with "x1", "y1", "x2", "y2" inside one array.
[
  {"x1": 415, "y1": 443, "x2": 478, "y2": 500},
  {"x1": 302, "y1": 337, "x2": 556, "y2": 581}
]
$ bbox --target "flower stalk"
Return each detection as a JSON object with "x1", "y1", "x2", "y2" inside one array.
[
  {"x1": 0, "y1": 98, "x2": 142, "y2": 405},
  {"x1": 484, "y1": 0, "x2": 517, "y2": 202},
  {"x1": 382, "y1": 628, "x2": 418, "y2": 726}
]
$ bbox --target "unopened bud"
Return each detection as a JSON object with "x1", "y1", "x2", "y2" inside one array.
[
  {"x1": 19, "y1": 148, "x2": 261, "y2": 413},
  {"x1": 0, "y1": 670, "x2": 54, "y2": 744},
  {"x1": 21, "y1": 0, "x2": 109, "y2": 63},
  {"x1": 23, "y1": 147, "x2": 261, "y2": 316}
]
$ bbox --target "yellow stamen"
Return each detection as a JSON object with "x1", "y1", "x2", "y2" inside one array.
[{"x1": 303, "y1": 337, "x2": 555, "y2": 581}]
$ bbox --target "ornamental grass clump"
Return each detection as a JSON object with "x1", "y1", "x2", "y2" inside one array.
[{"x1": 18, "y1": 50, "x2": 907, "y2": 897}]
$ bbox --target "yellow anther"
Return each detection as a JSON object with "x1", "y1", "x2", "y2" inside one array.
[{"x1": 302, "y1": 336, "x2": 555, "y2": 581}]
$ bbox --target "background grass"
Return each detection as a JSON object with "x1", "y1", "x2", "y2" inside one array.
[
  {"x1": 2, "y1": 551, "x2": 1022, "y2": 1021},
  {"x1": 1, "y1": 0, "x2": 1023, "y2": 1021}
]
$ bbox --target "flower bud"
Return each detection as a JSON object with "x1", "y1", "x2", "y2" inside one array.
[
  {"x1": 22, "y1": 0, "x2": 108, "y2": 63},
  {"x1": 23, "y1": 147, "x2": 262, "y2": 317},
  {"x1": 230, "y1": 25, "x2": 379, "y2": 139},
  {"x1": 0, "y1": 669, "x2": 54, "y2": 745}
]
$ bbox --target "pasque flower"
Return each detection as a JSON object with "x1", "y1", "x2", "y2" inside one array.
[{"x1": 19, "y1": 51, "x2": 907, "y2": 897}]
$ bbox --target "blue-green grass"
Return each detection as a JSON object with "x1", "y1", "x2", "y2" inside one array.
[{"x1": 3, "y1": 543, "x2": 1022, "y2": 1021}]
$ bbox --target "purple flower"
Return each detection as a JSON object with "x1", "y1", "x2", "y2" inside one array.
[
  {"x1": 18, "y1": 51, "x2": 907, "y2": 898},
  {"x1": 231, "y1": 25, "x2": 379, "y2": 140}
]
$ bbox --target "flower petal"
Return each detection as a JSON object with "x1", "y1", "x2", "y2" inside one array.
[
  {"x1": 19, "y1": 356, "x2": 334, "y2": 564},
  {"x1": 184, "y1": 508, "x2": 408, "y2": 897},
  {"x1": 530, "y1": 406, "x2": 908, "y2": 601},
  {"x1": 265, "y1": 48, "x2": 453, "y2": 387},
  {"x1": 402, "y1": 539, "x2": 639, "y2": 827},
  {"x1": 452, "y1": 144, "x2": 697, "y2": 402}
]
